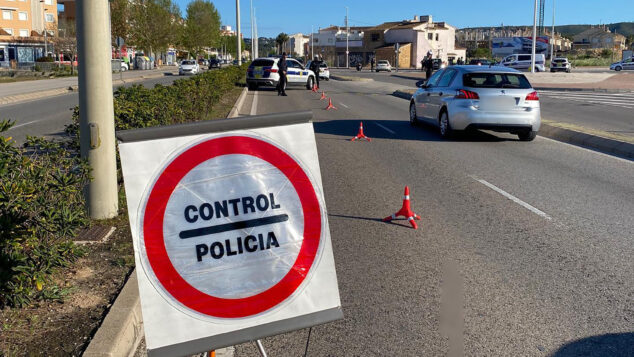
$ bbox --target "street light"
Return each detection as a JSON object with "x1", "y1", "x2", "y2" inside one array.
[
  {"x1": 236, "y1": 0, "x2": 241, "y2": 65},
  {"x1": 40, "y1": 0, "x2": 48, "y2": 57},
  {"x1": 531, "y1": 0, "x2": 537, "y2": 73}
]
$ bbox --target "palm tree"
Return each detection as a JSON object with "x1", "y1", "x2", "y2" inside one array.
[{"x1": 275, "y1": 33, "x2": 289, "y2": 55}]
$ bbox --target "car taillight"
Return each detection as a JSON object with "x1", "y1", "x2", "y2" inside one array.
[
  {"x1": 525, "y1": 91, "x2": 539, "y2": 101},
  {"x1": 265, "y1": 68, "x2": 278, "y2": 73},
  {"x1": 455, "y1": 89, "x2": 479, "y2": 99}
]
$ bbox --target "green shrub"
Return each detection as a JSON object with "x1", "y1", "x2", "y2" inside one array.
[
  {"x1": 0, "y1": 121, "x2": 90, "y2": 308},
  {"x1": 36, "y1": 56, "x2": 54, "y2": 63},
  {"x1": 67, "y1": 63, "x2": 248, "y2": 139}
]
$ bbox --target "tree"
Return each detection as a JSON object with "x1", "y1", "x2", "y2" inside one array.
[
  {"x1": 218, "y1": 35, "x2": 246, "y2": 60},
  {"x1": 110, "y1": 0, "x2": 130, "y2": 46},
  {"x1": 182, "y1": 0, "x2": 220, "y2": 57},
  {"x1": 275, "y1": 33, "x2": 289, "y2": 55},
  {"x1": 53, "y1": 18, "x2": 78, "y2": 74},
  {"x1": 128, "y1": 0, "x2": 181, "y2": 56}
]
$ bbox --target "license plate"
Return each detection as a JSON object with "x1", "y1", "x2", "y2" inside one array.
[{"x1": 254, "y1": 66, "x2": 264, "y2": 76}]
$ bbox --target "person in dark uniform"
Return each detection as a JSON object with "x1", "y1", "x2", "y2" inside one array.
[
  {"x1": 277, "y1": 52, "x2": 288, "y2": 96},
  {"x1": 424, "y1": 53, "x2": 433, "y2": 80},
  {"x1": 309, "y1": 56, "x2": 321, "y2": 89},
  {"x1": 371, "y1": 57, "x2": 375, "y2": 71}
]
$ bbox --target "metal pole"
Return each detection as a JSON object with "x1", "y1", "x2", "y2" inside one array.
[
  {"x1": 250, "y1": 0, "x2": 253, "y2": 60},
  {"x1": 311, "y1": 25, "x2": 314, "y2": 60},
  {"x1": 345, "y1": 7, "x2": 349, "y2": 69},
  {"x1": 41, "y1": 4, "x2": 48, "y2": 56},
  {"x1": 76, "y1": 0, "x2": 118, "y2": 219},
  {"x1": 255, "y1": 340, "x2": 268, "y2": 357},
  {"x1": 236, "y1": 0, "x2": 241, "y2": 65},
  {"x1": 551, "y1": 0, "x2": 555, "y2": 63},
  {"x1": 531, "y1": 0, "x2": 537, "y2": 73},
  {"x1": 254, "y1": 7, "x2": 258, "y2": 58}
]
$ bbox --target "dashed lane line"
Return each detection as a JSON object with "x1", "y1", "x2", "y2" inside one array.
[{"x1": 470, "y1": 176, "x2": 552, "y2": 220}]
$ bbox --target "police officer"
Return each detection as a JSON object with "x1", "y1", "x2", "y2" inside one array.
[
  {"x1": 277, "y1": 52, "x2": 288, "y2": 96},
  {"x1": 424, "y1": 53, "x2": 433, "y2": 80},
  {"x1": 309, "y1": 56, "x2": 321, "y2": 89},
  {"x1": 371, "y1": 57, "x2": 375, "y2": 72}
]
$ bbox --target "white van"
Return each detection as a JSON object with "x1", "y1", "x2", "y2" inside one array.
[{"x1": 499, "y1": 54, "x2": 546, "y2": 72}]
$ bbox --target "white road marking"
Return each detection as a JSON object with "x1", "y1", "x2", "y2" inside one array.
[
  {"x1": 339, "y1": 102, "x2": 350, "y2": 108},
  {"x1": 374, "y1": 122, "x2": 396, "y2": 134},
  {"x1": 9, "y1": 118, "x2": 48, "y2": 130},
  {"x1": 250, "y1": 89, "x2": 258, "y2": 116},
  {"x1": 470, "y1": 176, "x2": 552, "y2": 220},
  {"x1": 537, "y1": 136, "x2": 634, "y2": 165}
]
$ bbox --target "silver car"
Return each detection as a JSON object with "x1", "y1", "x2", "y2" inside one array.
[
  {"x1": 610, "y1": 57, "x2": 634, "y2": 71},
  {"x1": 409, "y1": 66, "x2": 541, "y2": 141}
]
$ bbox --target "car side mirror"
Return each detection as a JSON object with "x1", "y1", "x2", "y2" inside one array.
[{"x1": 416, "y1": 80, "x2": 426, "y2": 88}]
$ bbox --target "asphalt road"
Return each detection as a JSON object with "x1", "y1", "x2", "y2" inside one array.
[
  {"x1": 330, "y1": 69, "x2": 634, "y2": 141},
  {"x1": 1, "y1": 74, "x2": 179, "y2": 143},
  {"x1": 233, "y1": 80, "x2": 634, "y2": 356}
]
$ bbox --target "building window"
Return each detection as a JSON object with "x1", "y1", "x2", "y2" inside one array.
[
  {"x1": 44, "y1": 0, "x2": 53, "y2": 4},
  {"x1": 371, "y1": 34, "x2": 379, "y2": 42},
  {"x1": 3, "y1": 28, "x2": 13, "y2": 36},
  {"x1": 435, "y1": 33, "x2": 439, "y2": 41},
  {"x1": 2, "y1": 10, "x2": 13, "y2": 20},
  {"x1": 328, "y1": 38, "x2": 333, "y2": 43},
  {"x1": 19, "y1": 29, "x2": 28, "y2": 37},
  {"x1": 45, "y1": 13, "x2": 54, "y2": 22},
  {"x1": 428, "y1": 33, "x2": 433, "y2": 40},
  {"x1": 18, "y1": 11, "x2": 27, "y2": 21}
]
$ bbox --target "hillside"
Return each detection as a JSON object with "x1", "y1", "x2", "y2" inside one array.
[{"x1": 556, "y1": 22, "x2": 634, "y2": 37}]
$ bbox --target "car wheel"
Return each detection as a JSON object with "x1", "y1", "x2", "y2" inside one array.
[
  {"x1": 439, "y1": 110, "x2": 452, "y2": 138},
  {"x1": 518, "y1": 130, "x2": 537, "y2": 141},
  {"x1": 409, "y1": 102, "x2": 418, "y2": 126},
  {"x1": 248, "y1": 82, "x2": 258, "y2": 90},
  {"x1": 325, "y1": 77, "x2": 329, "y2": 81},
  {"x1": 550, "y1": 69, "x2": 555, "y2": 72},
  {"x1": 306, "y1": 76, "x2": 314, "y2": 90},
  {"x1": 615, "y1": 66, "x2": 622, "y2": 71}
]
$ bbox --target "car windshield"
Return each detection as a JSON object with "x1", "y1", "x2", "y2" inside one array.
[
  {"x1": 320, "y1": 63, "x2": 328, "y2": 68},
  {"x1": 378, "y1": 61, "x2": 388, "y2": 65},
  {"x1": 182, "y1": 60, "x2": 195, "y2": 65},
  {"x1": 553, "y1": 59, "x2": 567, "y2": 63},
  {"x1": 463, "y1": 72, "x2": 532, "y2": 89}
]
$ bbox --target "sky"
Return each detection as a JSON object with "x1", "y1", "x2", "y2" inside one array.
[{"x1": 174, "y1": 0, "x2": 634, "y2": 38}]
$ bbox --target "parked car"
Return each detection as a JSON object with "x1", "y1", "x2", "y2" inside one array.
[
  {"x1": 208, "y1": 58, "x2": 220, "y2": 68},
  {"x1": 376, "y1": 60, "x2": 392, "y2": 72},
  {"x1": 609, "y1": 57, "x2": 634, "y2": 71},
  {"x1": 409, "y1": 65, "x2": 541, "y2": 141},
  {"x1": 246, "y1": 57, "x2": 316, "y2": 90},
  {"x1": 305, "y1": 60, "x2": 330, "y2": 80},
  {"x1": 498, "y1": 53, "x2": 546, "y2": 72},
  {"x1": 469, "y1": 58, "x2": 494, "y2": 66},
  {"x1": 179, "y1": 60, "x2": 199, "y2": 75},
  {"x1": 550, "y1": 57, "x2": 571, "y2": 72}
]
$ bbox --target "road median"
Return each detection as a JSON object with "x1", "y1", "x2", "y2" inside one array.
[{"x1": 391, "y1": 89, "x2": 633, "y2": 159}]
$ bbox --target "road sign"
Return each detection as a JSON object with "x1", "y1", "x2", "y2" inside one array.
[
  {"x1": 117, "y1": 112, "x2": 341, "y2": 356},
  {"x1": 116, "y1": 36, "x2": 124, "y2": 48}
]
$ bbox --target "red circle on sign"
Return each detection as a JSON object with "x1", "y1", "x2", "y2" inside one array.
[{"x1": 142, "y1": 136, "x2": 322, "y2": 318}]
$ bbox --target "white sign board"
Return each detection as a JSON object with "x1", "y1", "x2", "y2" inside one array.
[{"x1": 118, "y1": 117, "x2": 342, "y2": 356}]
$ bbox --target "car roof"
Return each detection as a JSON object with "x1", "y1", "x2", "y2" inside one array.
[{"x1": 451, "y1": 65, "x2": 522, "y2": 74}]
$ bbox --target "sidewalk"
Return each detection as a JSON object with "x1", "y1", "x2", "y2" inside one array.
[{"x1": 0, "y1": 67, "x2": 178, "y2": 106}]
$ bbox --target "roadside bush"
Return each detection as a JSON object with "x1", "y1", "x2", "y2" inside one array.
[
  {"x1": 0, "y1": 121, "x2": 90, "y2": 308},
  {"x1": 67, "y1": 63, "x2": 248, "y2": 138}
]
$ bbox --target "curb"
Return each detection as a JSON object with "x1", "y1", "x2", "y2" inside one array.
[
  {"x1": 227, "y1": 86, "x2": 248, "y2": 118},
  {"x1": 534, "y1": 86, "x2": 634, "y2": 93},
  {"x1": 391, "y1": 89, "x2": 633, "y2": 159},
  {"x1": 330, "y1": 74, "x2": 373, "y2": 82},
  {"x1": 83, "y1": 270, "x2": 143, "y2": 357}
]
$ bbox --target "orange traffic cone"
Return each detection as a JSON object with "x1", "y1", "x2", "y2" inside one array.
[
  {"x1": 351, "y1": 122, "x2": 371, "y2": 141},
  {"x1": 320, "y1": 91, "x2": 327, "y2": 100},
  {"x1": 312, "y1": 83, "x2": 318, "y2": 92},
  {"x1": 383, "y1": 186, "x2": 421, "y2": 229},
  {"x1": 325, "y1": 97, "x2": 337, "y2": 110}
]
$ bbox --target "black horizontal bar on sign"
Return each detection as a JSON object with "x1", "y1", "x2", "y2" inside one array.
[
  {"x1": 116, "y1": 111, "x2": 312, "y2": 143},
  {"x1": 179, "y1": 214, "x2": 289, "y2": 239}
]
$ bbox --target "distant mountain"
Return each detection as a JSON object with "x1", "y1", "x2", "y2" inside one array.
[{"x1": 555, "y1": 22, "x2": 634, "y2": 37}]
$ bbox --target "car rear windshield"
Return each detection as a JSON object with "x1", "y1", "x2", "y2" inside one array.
[
  {"x1": 320, "y1": 63, "x2": 328, "y2": 68},
  {"x1": 182, "y1": 60, "x2": 195, "y2": 65},
  {"x1": 553, "y1": 59, "x2": 567, "y2": 63},
  {"x1": 463, "y1": 73, "x2": 532, "y2": 89},
  {"x1": 251, "y1": 59, "x2": 274, "y2": 67},
  {"x1": 378, "y1": 61, "x2": 388, "y2": 64}
]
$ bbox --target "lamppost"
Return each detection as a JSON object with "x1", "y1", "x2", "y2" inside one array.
[
  {"x1": 236, "y1": 0, "x2": 241, "y2": 65},
  {"x1": 531, "y1": 0, "x2": 538, "y2": 73},
  {"x1": 345, "y1": 6, "x2": 349, "y2": 69},
  {"x1": 40, "y1": 0, "x2": 48, "y2": 57},
  {"x1": 550, "y1": 0, "x2": 556, "y2": 63}
]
